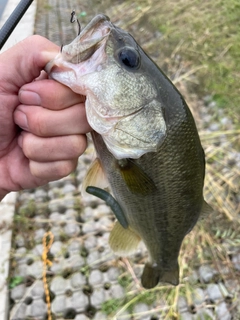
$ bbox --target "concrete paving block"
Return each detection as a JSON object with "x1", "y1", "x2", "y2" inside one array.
[
  {"x1": 75, "y1": 314, "x2": 89, "y2": 320},
  {"x1": 11, "y1": 283, "x2": 26, "y2": 302},
  {"x1": 70, "y1": 272, "x2": 86, "y2": 289},
  {"x1": 207, "y1": 284, "x2": 223, "y2": 301},
  {"x1": 111, "y1": 284, "x2": 125, "y2": 300},
  {"x1": 30, "y1": 298, "x2": 48, "y2": 319},
  {"x1": 64, "y1": 222, "x2": 80, "y2": 237},
  {"x1": 34, "y1": 228, "x2": 47, "y2": 243},
  {"x1": 93, "y1": 311, "x2": 108, "y2": 319},
  {"x1": 50, "y1": 240, "x2": 64, "y2": 257},
  {"x1": 179, "y1": 312, "x2": 193, "y2": 320},
  {"x1": 177, "y1": 296, "x2": 188, "y2": 313},
  {"x1": 133, "y1": 303, "x2": 150, "y2": 320},
  {"x1": 65, "y1": 209, "x2": 78, "y2": 220},
  {"x1": 87, "y1": 250, "x2": 100, "y2": 266},
  {"x1": 84, "y1": 235, "x2": 97, "y2": 250},
  {"x1": 89, "y1": 269, "x2": 104, "y2": 286},
  {"x1": 9, "y1": 301, "x2": 27, "y2": 319},
  {"x1": 65, "y1": 254, "x2": 85, "y2": 271},
  {"x1": 91, "y1": 287, "x2": 106, "y2": 308},
  {"x1": 215, "y1": 302, "x2": 231, "y2": 320},
  {"x1": 71, "y1": 291, "x2": 89, "y2": 312},
  {"x1": 194, "y1": 308, "x2": 214, "y2": 320},
  {"x1": 198, "y1": 265, "x2": 215, "y2": 283},
  {"x1": 51, "y1": 294, "x2": 66, "y2": 315},
  {"x1": 50, "y1": 276, "x2": 69, "y2": 295},
  {"x1": 192, "y1": 288, "x2": 205, "y2": 305},
  {"x1": 68, "y1": 239, "x2": 81, "y2": 254},
  {"x1": 27, "y1": 260, "x2": 43, "y2": 279},
  {"x1": 30, "y1": 280, "x2": 45, "y2": 299},
  {"x1": 14, "y1": 247, "x2": 27, "y2": 263},
  {"x1": 106, "y1": 267, "x2": 120, "y2": 282}
]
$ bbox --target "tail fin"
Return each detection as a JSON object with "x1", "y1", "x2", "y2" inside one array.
[{"x1": 141, "y1": 262, "x2": 179, "y2": 289}]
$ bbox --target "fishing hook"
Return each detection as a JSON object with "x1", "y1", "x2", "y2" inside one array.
[{"x1": 70, "y1": 10, "x2": 81, "y2": 35}]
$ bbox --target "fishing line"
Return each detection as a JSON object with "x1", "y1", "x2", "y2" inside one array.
[{"x1": 0, "y1": 0, "x2": 34, "y2": 50}]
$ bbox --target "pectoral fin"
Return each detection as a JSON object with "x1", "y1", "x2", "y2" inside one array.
[
  {"x1": 81, "y1": 158, "x2": 109, "y2": 196},
  {"x1": 117, "y1": 159, "x2": 157, "y2": 196},
  {"x1": 109, "y1": 221, "x2": 141, "y2": 255}
]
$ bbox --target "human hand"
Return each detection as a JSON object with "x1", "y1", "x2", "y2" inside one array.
[{"x1": 0, "y1": 35, "x2": 91, "y2": 200}]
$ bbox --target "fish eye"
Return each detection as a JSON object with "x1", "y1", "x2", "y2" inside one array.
[{"x1": 118, "y1": 47, "x2": 140, "y2": 70}]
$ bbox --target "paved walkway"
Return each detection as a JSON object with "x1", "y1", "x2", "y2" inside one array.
[{"x1": 0, "y1": 1, "x2": 240, "y2": 319}]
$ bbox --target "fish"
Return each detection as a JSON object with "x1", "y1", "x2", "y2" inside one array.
[{"x1": 45, "y1": 14, "x2": 212, "y2": 289}]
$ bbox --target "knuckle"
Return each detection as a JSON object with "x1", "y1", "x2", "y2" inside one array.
[
  {"x1": 53, "y1": 160, "x2": 77, "y2": 179},
  {"x1": 69, "y1": 135, "x2": 87, "y2": 158}
]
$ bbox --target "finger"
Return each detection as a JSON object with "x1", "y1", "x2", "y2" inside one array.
[
  {"x1": 34, "y1": 70, "x2": 48, "y2": 81},
  {"x1": 19, "y1": 79, "x2": 85, "y2": 110},
  {"x1": 14, "y1": 103, "x2": 91, "y2": 136},
  {"x1": 29, "y1": 158, "x2": 79, "y2": 180},
  {"x1": 0, "y1": 35, "x2": 59, "y2": 90},
  {"x1": 19, "y1": 132, "x2": 87, "y2": 162}
]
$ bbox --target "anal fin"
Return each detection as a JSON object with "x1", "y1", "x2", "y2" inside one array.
[{"x1": 109, "y1": 221, "x2": 141, "y2": 255}]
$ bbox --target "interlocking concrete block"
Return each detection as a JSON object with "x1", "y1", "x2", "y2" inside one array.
[
  {"x1": 215, "y1": 302, "x2": 231, "y2": 320},
  {"x1": 30, "y1": 298, "x2": 48, "y2": 319},
  {"x1": 11, "y1": 283, "x2": 26, "y2": 302},
  {"x1": 199, "y1": 265, "x2": 215, "y2": 283},
  {"x1": 71, "y1": 291, "x2": 88, "y2": 312},
  {"x1": 133, "y1": 303, "x2": 150, "y2": 320},
  {"x1": 70, "y1": 272, "x2": 86, "y2": 289},
  {"x1": 91, "y1": 287, "x2": 106, "y2": 308},
  {"x1": 30, "y1": 280, "x2": 45, "y2": 299},
  {"x1": 111, "y1": 284, "x2": 125, "y2": 299},
  {"x1": 89, "y1": 270, "x2": 103, "y2": 286},
  {"x1": 207, "y1": 284, "x2": 223, "y2": 301},
  {"x1": 64, "y1": 222, "x2": 80, "y2": 237},
  {"x1": 27, "y1": 260, "x2": 43, "y2": 279},
  {"x1": 50, "y1": 276, "x2": 69, "y2": 295},
  {"x1": 51, "y1": 294, "x2": 66, "y2": 315}
]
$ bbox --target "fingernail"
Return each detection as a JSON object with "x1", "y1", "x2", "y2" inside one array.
[
  {"x1": 15, "y1": 111, "x2": 29, "y2": 131},
  {"x1": 19, "y1": 90, "x2": 41, "y2": 106}
]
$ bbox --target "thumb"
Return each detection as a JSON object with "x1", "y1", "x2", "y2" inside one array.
[{"x1": 0, "y1": 35, "x2": 59, "y2": 90}]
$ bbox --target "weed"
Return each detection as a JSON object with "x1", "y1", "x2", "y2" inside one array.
[
  {"x1": 101, "y1": 298, "x2": 124, "y2": 315},
  {"x1": 9, "y1": 276, "x2": 24, "y2": 289}
]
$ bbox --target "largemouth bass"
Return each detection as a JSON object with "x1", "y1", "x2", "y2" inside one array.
[{"x1": 46, "y1": 14, "x2": 212, "y2": 289}]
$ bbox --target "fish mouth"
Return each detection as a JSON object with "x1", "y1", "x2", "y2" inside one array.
[{"x1": 45, "y1": 14, "x2": 111, "y2": 74}]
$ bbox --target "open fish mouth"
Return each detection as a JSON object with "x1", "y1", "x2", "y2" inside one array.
[{"x1": 45, "y1": 14, "x2": 111, "y2": 75}]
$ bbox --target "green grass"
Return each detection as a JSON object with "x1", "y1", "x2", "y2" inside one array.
[{"x1": 106, "y1": 0, "x2": 240, "y2": 123}]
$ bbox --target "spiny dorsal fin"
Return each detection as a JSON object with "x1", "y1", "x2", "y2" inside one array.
[
  {"x1": 81, "y1": 158, "x2": 109, "y2": 197},
  {"x1": 109, "y1": 221, "x2": 141, "y2": 255},
  {"x1": 116, "y1": 159, "x2": 157, "y2": 196}
]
